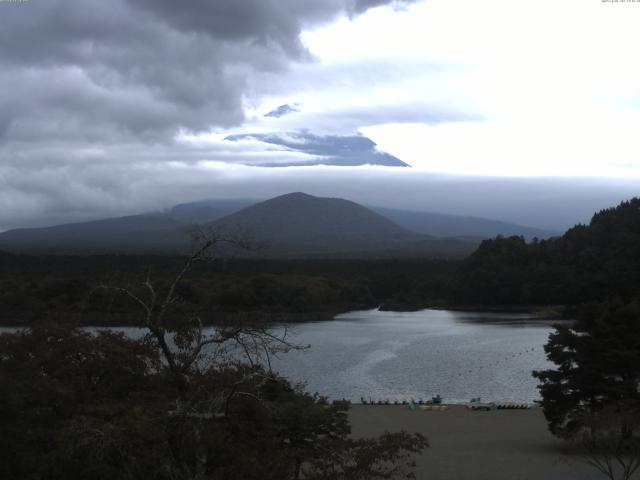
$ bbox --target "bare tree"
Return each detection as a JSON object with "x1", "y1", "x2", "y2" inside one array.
[
  {"x1": 576, "y1": 406, "x2": 640, "y2": 480},
  {"x1": 80, "y1": 228, "x2": 427, "y2": 480},
  {"x1": 88, "y1": 229, "x2": 312, "y2": 479},
  {"x1": 94, "y1": 227, "x2": 303, "y2": 396}
]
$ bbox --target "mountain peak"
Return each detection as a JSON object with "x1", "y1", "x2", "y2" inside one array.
[
  {"x1": 211, "y1": 192, "x2": 410, "y2": 242},
  {"x1": 225, "y1": 133, "x2": 409, "y2": 168},
  {"x1": 274, "y1": 192, "x2": 316, "y2": 200}
]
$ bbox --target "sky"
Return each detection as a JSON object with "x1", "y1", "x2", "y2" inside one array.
[{"x1": 1, "y1": 0, "x2": 639, "y2": 231}]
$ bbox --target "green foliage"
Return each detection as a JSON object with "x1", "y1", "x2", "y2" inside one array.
[
  {"x1": 0, "y1": 322, "x2": 427, "y2": 479},
  {"x1": 0, "y1": 322, "x2": 161, "y2": 479},
  {"x1": 0, "y1": 257, "x2": 457, "y2": 325},
  {"x1": 0, "y1": 238, "x2": 428, "y2": 479},
  {"x1": 213, "y1": 274, "x2": 343, "y2": 310},
  {"x1": 454, "y1": 198, "x2": 640, "y2": 306},
  {"x1": 533, "y1": 299, "x2": 640, "y2": 438}
]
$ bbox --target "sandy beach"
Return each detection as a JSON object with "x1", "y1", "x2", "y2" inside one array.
[{"x1": 349, "y1": 405, "x2": 603, "y2": 480}]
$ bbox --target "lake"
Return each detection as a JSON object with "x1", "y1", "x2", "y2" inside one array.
[
  {"x1": 268, "y1": 309, "x2": 561, "y2": 404},
  {"x1": 0, "y1": 308, "x2": 563, "y2": 404}
]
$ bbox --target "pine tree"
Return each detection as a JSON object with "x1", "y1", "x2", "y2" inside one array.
[{"x1": 533, "y1": 299, "x2": 640, "y2": 438}]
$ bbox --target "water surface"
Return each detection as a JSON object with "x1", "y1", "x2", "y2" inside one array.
[
  {"x1": 0, "y1": 309, "x2": 563, "y2": 404},
  {"x1": 268, "y1": 309, "x2": 561, "y2": 403}
]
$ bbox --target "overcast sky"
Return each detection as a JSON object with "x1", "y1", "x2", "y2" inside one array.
[{"x1": 1, "y1": 0, "x2": 639, "y2": 231}]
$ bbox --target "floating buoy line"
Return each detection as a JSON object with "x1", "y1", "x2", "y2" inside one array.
[
  {"x1": 353, "y1": 346, "x2": 544, "y2": 409},
  {"x1": 455, "y1": 346, "x2": 543, "y2": 378}
]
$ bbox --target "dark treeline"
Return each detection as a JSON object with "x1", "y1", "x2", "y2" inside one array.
[
  {"x1": 2, "y1": 198, "x2": 639, "y2": 479},
  {"x1": 453, "y1": 198, "x2": 640, "y2": 464},
  {"x1": 0, "y1": 254, "x2": 457, "y2": 325},
  {"x1": 2, "y1": 197, "x2": 639, "y2": 326},
  {"x1": 454, "y1": 198, "x2": 640, "y2": 309}
]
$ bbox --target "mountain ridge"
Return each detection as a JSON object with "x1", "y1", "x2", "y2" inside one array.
[
  {"x1": 210, "y1": 192, "x2": 413, "y2": 241},
  {"x1": 369, "y1": 206, "x2": 557, "y2": 239},
  {"x1": 0, "y1": 193, "x2": 555, "y2": 257}
]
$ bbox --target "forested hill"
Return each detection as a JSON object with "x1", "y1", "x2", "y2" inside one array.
[
  {"x1": 452, "y1": 197, "x2": 640, "y2": 306},
  {"x1": 211, "y1": 192, "x2": 411, "y2": 241}
]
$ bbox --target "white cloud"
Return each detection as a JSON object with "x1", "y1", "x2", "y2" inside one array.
[
  {"x1": 2, "y1": 0, "x2": 640, "y2": 230},
  {"x1": 2, "y1": 153, "x2": 637, "y2": 232},
  {"x1": 269, "y1": 0, "x2": 640, "y2": 176}
]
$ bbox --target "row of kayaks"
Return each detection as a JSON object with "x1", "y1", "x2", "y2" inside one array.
[
  {"x1": 468, "y1": 400, "x2": 534, "y2": 410},
  {"x1": 358, "y1": 398, "x2": 536, "y2": 410},
  {"x1": 494, "y1": 402, "x2": 534, "y2": 409},
  {"x1": 360, "y1": 398, "x2": 442, "y2": 406}
]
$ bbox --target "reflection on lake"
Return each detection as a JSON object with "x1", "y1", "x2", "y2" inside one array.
[
  {"x1": 268, "y1": 309, "x2": 563, "y2": 404},
  {"x1": 0, "y1": 309, "x2": 564, "y2": 404}
]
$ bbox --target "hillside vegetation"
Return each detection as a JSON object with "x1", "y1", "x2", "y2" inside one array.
[
  {"x1": 453, "y1": 198, "x2": 640, "y2": 307},
  {"x1": 2, "y1": 198, "x2": 639, "y2": 326}
]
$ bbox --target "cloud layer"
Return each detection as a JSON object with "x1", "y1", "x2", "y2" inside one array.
[
  {"x1": 1, "y1": 0, "x2": 639, "y2": 232},
  {"x1": 0, "y1": 0, "x2": 416, "y2": 143},
  {"x1": 2, "y1": 160, "x2": 636, "y2": 232},
  {"x1": 0, "y1": 0, "x2": 420, "y2": 228}
]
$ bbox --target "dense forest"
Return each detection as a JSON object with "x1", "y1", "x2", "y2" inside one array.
[
  {"x1": 0, "y1": 254, "x2": 457, "y2": 326},
  {"x1": 453, "y1": 198, "x2": 640, "y2": 308},
  {"x1": 2, "y1": 198, "x2": 639, "y2": 478},
  {"x1": 1, "y1": 198, "x2": 639, "y2": 326}
]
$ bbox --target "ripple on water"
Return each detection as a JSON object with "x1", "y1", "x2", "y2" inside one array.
[{"x1": 271, "y1": 309, "x2": 561, "y2": 403}]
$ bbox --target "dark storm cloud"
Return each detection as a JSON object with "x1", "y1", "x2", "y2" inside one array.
[
  {"x1": 128, "y1": 0, "x2": 414, "y2": 44},
  {"x1": 4, "y1": 0, "x2": 634, "y2": 235},
  {"x1": 0, "y1": 0, "x2": 418, "y2": 229},
  {"x1": 0, "y1": 114, "x2": 12, "y2": 140},
  {"x1": 0, "y1": 0, "x2": 416, "y2": 142}
]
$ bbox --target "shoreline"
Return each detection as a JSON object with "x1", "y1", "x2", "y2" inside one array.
[
  {"x1": 0, "y1": 303, "x2": 567, "y2": 328},
  {"x1": 379, "y1": 303, "x2": 566, "y2": 319}
]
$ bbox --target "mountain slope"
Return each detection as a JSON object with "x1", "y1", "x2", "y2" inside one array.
[
  {"x1": 0, "y1": 199, "x2": 258, "y2": 253},
  {"x1": 168, "y1": 198, "x2": 257, "y2": 224},
  {"x1": 0, "y1": 214, "x2": 189, "y2": 253},
  {"x1": 0, "y1": 193, "x2": 507, "y2": 258},
  {"x1": 211, "y1": 192, "x2": 412, "y2": 241},
  {"x1": 369, "y1": 207, "x2": 557, "y2": 239},
  {"x1": 179, "y1": 198, "x2": 553, "y2": 239},
  {"x1": 208, "y1": 193, "x2": 479, "y2": 258},
  {"x1": 0, "y1": 192, "x2": 479, "y2": 257}
]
